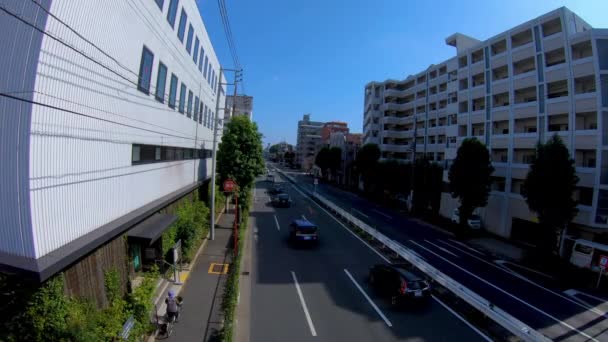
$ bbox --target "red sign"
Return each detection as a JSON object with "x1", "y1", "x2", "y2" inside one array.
[
  {"x1": 600, "y1": 255, "x2": 608, "y2": 270},
  {"x1": 223, "y1": 179, "x2": 236, "y2": 192}
]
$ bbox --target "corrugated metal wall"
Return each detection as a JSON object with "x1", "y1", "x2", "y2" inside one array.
[
  {"x1": 5, "y1": 0, "x2": 224, "y2": 258},
  {"x1": 0, "y1": 0, "x2": 51, "y2": 258}
]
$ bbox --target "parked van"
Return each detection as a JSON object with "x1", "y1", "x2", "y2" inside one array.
[{"x1": 569, "y1": 239, "x2": 608, "y2": 272}]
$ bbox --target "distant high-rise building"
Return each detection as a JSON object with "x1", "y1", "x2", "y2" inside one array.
[{"x1": 296, "y1": 114, "x2": 324, "y2": 170}]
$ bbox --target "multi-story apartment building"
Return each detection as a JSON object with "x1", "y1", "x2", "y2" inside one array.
[
  {"x1": 363, "y1": 7, "x2": 608, "y2": 244},
  {"x1": 0, "y1": 0, "x2": 224, "y2": 304},
  {"x1": 296, "y1": 114, "x2": 324, "y2": 170},
  {"x1": 321, "y1": 121, "x2": 349, "y2": 144},
  {"x1": 225, "y1": 95, "x2": 254, "y2": 121}
]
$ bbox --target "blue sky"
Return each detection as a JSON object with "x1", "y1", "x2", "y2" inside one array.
[{"x1": 198, "y1": 0, "x2": 608, "y2": 147}]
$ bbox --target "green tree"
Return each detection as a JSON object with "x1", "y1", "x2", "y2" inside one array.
[
  {"x1": 522, "y1": 135, "x2": 579, "y2": 255},
  {"x1": 412, "y1": 159, "x2": 443, "y2": 214},
  {"x1": 448, "y1": 138, "x2": 494, "y2": 226},
  {"x1": 329, "y1": 147, "x2": 342, "y2": 180},
  {"x1": 217, "y1": 116, "x2": 265, "y2": 206},
  {"x1": 284, "y1": 151, "x2": 296, "y2": 166},
  {"x1": 315, "y1": 147, "x2": 331, "y2": 179},
  {"x1": 355, "y1": 143, "x2": 381, "y2": 192}
]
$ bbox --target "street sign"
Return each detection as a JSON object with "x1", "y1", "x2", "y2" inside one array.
[
  {"x1": 172, "y1": 240, "x2": 182, "y2": 263},
  {"x1": 600, "y1": 255, "x2": 608, "y2": 270},
  {"x1": 223, "y1": 179, "x2": 236, "y2": 192},
  {"x1": 314, "y1": 178, "x2": 318, "y2": 185},
  {"x1": 120, "y1": 315, "x2": 135, "y2": 340}
]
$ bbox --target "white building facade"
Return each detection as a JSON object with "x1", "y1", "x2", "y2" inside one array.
[
  {"x1": 0, "y1": 0, "x2": 225, "y2": 285},
  {"x1": 363, "y1": 7, "x2": 608, "y2": 244},
  {"x1": 296, "y1": 114, "x2": 324, "y2": 170}
]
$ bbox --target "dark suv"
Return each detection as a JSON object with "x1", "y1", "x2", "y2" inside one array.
[
  {"x1": 289, "y1": 220, "x2": 319, "y2": 245},
  {"x1": 268, "y1": 185, "x2": 284, "y2": 195},
  {"x1": 273, "y1": 193, "x2": 292, "y2": 207},
  {"x1": 368, "y1": 264, "x2": 431, "y2": 306}
]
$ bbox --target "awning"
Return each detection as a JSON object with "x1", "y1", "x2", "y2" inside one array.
[{"x1": 127, "y1": 213, "x2": 178, "y2": 245}]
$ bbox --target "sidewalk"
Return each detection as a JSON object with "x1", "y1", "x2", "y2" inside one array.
[{"x1": 148, "y1": 211, "x2": 235, "y2": 341}]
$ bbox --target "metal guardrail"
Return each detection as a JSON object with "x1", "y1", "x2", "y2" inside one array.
[{"x1": 277, "y1": 169, "x2": 549, "y2": 342}]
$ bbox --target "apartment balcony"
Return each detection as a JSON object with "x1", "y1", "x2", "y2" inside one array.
[
  {"x1": 470, "y1": 60, "x2": 484, "y2": 76},
  {"x1": 573, "y1": 57, "x2": 596, "y2": 78},
  {"x1": 511, "y1": 41, "x2": 534, "y2": 62},
  {"x1": 546, "y1": 95, "x2": 570, "y2": 114},
  {"x1": 575, "y1": 92, "x2": 598, "y2": 112},
  {"x1": 492, "y1": 79, "x2": 509, "y2": 94},
  {"x1": 510, "y1": 164, "x2": 530, "y2": 180},
  {"x1": 492, "y1": 136, "x2": 509, "y2": 148},
  {"x1": 576, "y1": 167, "x2": 596, "y2": 188},
  {"x1": 513, "y1": 102, "x2": 537, "y2": 119},
  {"x1": 575, "y1": 133, "x2": 597, "y2": 150},
  {"x1": 383, "y1": 130, "x2": 414, "y2": 139},
  {"x1": 471, "y1": 111, "x2": 485, "y2": 124},
  {"x1": 382, "y1": 116, "x2": 408, "y2": 125},
  {"x1": 513, "y1": 135, "x2": 537, "y2": 148},
  {"x1": 457, "y1": 113, "x2": 468, "y2": 125},
  {"x1": 491, "y1": 53, "x2": 508, "y2": 68},
  {"x1": 384, "y1": 88, "x2": 408, "y2": 98},
  {"x1": 470, "y1": 85, "x2": 485, "y2": 100},
  {"x1": 492, "y1": 164, "x2": 508, "y2": 178},
  {"x1": 543, "y1": 31, "x2": 565, "y2": 52},
  {"x1": 445, "y1": 124, "x2": 458, "y2": 137},
  {"x1": 380, "y1": 144, "x2": 412, "y2": 153},
  {"x1": 512, "y1": 71, "x2": 537, "y2": 90},
  {"x1": 545, "y1": 63, "x2": 568, "y2": 83},
  {"x1": 381, "y1": 103, "x2": 408, "y2": 111}
]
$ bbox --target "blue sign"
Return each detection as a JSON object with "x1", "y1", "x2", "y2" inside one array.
[{"x1": 120, "y1": 315, "x2": 135, "y2": 340}]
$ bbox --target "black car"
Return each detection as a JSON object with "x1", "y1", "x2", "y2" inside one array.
[
  {"x1": 273, "y1": 193, "x2": 292, "y2": 207},
  {"x1": 268, "y1": 185, "x2": 284, "y2": 195},
  {"x1": 368, "y1": 264, "x2": 431, "y2": 306},
  {"x1": 289, "y1": 219, "x2": 319, "y2": 245}
]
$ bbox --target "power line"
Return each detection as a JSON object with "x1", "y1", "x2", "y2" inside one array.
[
  {"x1": 24, "y1": 0, "x2": 217, "y2": 103},
  {"x1": 1, "y1": 92, "x2": 219, "y2": 144},
  {"x1": 4, "y1": 0, "x2": 222, "y2": 137}
]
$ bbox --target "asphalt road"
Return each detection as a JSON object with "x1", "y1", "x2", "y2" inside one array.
[
  {"x1": 276, "y1": 165, "x2": 608, "y2": 342},
  {"x1": 249, "y1": 173, "x2": 488, "y2": 342}
]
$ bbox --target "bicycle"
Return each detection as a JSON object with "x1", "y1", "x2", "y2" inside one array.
[{"x1": 158, "y1": 297, "x2": 183, "y2": 338}]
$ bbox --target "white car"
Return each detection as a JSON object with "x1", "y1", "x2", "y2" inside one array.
[{"x1": 451, "y1": 209, "x2": 482, "y2": 229}]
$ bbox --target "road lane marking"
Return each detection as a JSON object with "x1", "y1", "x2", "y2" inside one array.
[
  {"x1": 289, "y1": 183, "x2": 391, "y2": 263},
  {"x1": 408, "y1": 239, "x2": 599, "y2": 341},
  {"x1": 565, "y1": 289, "x2": 608, "y2": 304},
  {"x1": 424, "y1": 239, "x2": 460, "y2": 258},
  {"x1": 447, "y1": 239, "x2": 486, "y2": 256},
  {"x1": 432, "y1": 295, "x2": 492, "y2": 342},
  {"x1": 273, "y1": 215, "x2": 280, "y2": 231},
  {"x1": 372, "y1": 209, "x2": 392, "y2": 220},
  {"x1": 352, "y1": 208, "x2": 369, "y2": 218},
  {"x1": 437, "y1": 240, "x2": 600, "y2": 316},
  {"x1": 343, "y1": 269, "x2": 392, "y2": 327},
  {"x1": 291, "y1": 271, "x2": 317, "y2": 336},
  {"x1": 494, "y1": 260, "x2": 555, "y2": 280}
]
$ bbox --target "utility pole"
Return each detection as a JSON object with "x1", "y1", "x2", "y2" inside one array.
[
  {"x1": 210, "y1": 68, "x2": 241, "y2": 240},
  {"x1": 210, "y1": 68, "x2": 224, "y2": 240},
  {"x1": 231, "y1": 70, "x2": 240, "y2": 118}
]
